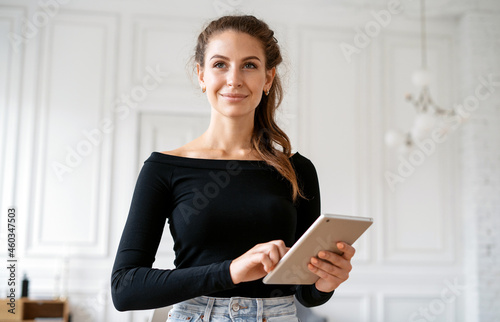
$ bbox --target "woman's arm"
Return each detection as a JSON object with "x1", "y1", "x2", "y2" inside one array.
[
  {"x1": 110, "y1": 161, "x2": 236, "y2": 311},
  {"x1": 292, "y1": 155, "x2": 335, "y2": 307}
]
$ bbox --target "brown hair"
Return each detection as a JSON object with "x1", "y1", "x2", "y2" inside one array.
[{"x1": 194, "y1": 15, "x2": 304, "y2": 201}]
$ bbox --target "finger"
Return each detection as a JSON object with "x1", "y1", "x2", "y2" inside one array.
[
  {"x1": 337, "y1": 242, "x2": 356, "y2": 260},
  {"x1": 258, "y1": 253, "x2": 275, "y2": 273},
  {"x1": 268, "y1": 240, "x2": 288, "y2": 259},
  {"x1": 310, "y1": 256, "x2": 350, "y2": 280},
  {"x1": 307, "y1": 262, "x2": 344, "y2": 285},
  {"x1": 317, "y1": 251, "x2": 352, "y2": 273},
  {"x1": 267, "y1": 245, "x2": 282, "y2": 269}
]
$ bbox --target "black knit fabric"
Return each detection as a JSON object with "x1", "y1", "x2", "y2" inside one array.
[{"x1": 111, "y1": 152, "x2": 333, "y2": 311}]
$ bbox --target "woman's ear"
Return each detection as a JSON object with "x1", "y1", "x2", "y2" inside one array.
[
  {"x1": 265, "y1": 67, "x2": 276, "y2": 89},
  {"x1": 197, "y1": 63, "x2": 205, "y2": 89}
]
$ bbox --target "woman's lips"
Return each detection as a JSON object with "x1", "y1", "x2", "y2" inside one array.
[{"x1": 220, "y1": 93, "x2": 248, "y2": 102}]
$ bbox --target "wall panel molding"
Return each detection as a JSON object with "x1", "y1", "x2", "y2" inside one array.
[
  {"x1": 131, "y1": 15, "x2": 207, "y2": 109},
  {"x1": 381, "y1": 32, "x2": 456, "y2": 263},
  {"x1": 381, "y1": 292, "x2": 457, "y2": 322},
  {"x1": 27, "y1": 10, "x2": 119, "y2": 257},
  {"x1": 299, "y1": 27, "x2": 372, "y2": 263}
]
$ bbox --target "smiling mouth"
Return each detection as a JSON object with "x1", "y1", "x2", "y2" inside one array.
[
  {"x1": 220, "y1": 93, "x2": 248, "y2": 98},
  {"x1": 220, "y1": 93, "x2": 248, "y2": 101}
]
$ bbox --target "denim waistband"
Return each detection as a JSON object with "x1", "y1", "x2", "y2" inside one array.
[{"x1": 173, "y1": 295, "x2": 296, "y2": 320}]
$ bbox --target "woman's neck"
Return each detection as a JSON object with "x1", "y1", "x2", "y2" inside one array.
[
  {"x1": 188, "y1": 112, "x2": 259, "y2": 159},
  {"x1": 165, "y1": 106, "x2": 267, "y2": 160}
]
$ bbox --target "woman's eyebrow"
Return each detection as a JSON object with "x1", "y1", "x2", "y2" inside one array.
[
  {"x1": 209, "y1": 54, "x2": 261, "y2": 62},
  {"x1": 242, "y1": 56, "x2": 261, "y2": 61}
]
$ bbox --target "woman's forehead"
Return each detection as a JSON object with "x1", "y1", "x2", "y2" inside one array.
[{"x1": 205, "y1": 30, "x2": 265, "y2": 61}]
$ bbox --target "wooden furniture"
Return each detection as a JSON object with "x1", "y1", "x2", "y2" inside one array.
[{"x1": 0, "y1": 298, "x2": 69, "y2": 322}]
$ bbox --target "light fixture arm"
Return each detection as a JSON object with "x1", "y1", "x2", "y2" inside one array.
[{"x1": 420, "y1": 0, "x2": 427, "y2": 69}]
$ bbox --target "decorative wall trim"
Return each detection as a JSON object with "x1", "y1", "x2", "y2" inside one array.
[
  {"x1": 381, "y1": 32, "x2": 456, "y2": 263},
  {"x1": 298, "y1": 26, "x2": 372, "y2": 263},
  {"x1": 131, "y1": 15, "x2": 204, "y2": 109},
  {"x1": 27, "y1": 10, "x2": 119, "y2": 257},
  {"x1": 381, "y1": 292, "x2": 458, "y2": 322}
]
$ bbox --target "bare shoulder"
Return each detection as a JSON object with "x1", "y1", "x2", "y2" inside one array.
[
  {"x1": 160, "y1": 140, "x2": 205, "y2": 158},
  {"x1": 159, "y1": 147, "x2": 186, "y2": 157},
  {"x1": 160, "y1": 146, "x2": 199, "y2": 158}
]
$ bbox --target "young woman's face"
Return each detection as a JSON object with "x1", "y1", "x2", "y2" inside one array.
[{"x1": 197, "y1": 30, "x2": 275, "y2": 119}]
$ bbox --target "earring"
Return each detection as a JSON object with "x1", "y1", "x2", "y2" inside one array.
[
  {"x1": 202, "y1": 86, "x2": 206, "y2": 93},
  {"x1": 264, "y1": 89, "x2": 270, "y2": 96}
]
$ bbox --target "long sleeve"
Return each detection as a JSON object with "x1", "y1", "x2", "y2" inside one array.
[
  {"x1": 111, "y1": 161, "x2": 236, "y2": 311},
  {"x1": 292, "y1": 156, "x2": 335, "y2": 307}
]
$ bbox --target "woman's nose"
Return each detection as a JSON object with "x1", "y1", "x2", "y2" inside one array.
[{"x1": 227, "y1": 69, "x2": 243, "y2": 88}]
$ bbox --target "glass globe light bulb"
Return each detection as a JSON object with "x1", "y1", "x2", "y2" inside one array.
[
  {"x1": 411, "y1": 113, "x2": 435, "y2": 140},
  {"x1": 412, "y1": 68, "x2": 431, "y2": 87}
]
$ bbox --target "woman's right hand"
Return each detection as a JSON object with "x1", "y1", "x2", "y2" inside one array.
[{"x1": 229, "y1": 240, "x2": 289, "y2": 284}]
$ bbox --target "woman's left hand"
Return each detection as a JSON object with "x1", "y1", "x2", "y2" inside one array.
[{"x1": 307, "y1": 242, "x2": 356, "y2": 293}]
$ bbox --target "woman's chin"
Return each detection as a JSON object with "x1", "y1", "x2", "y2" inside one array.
[{"x1": 212, "y1": 106, "x2": 256, "y2": 119}]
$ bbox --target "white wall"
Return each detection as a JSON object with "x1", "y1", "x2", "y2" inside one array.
[
  {"x1": 0, "y1": 0, "x2": 498, "y2": 321},
  {"x1": 458, "y1": 11, "x2": 500, "y2": 322}
]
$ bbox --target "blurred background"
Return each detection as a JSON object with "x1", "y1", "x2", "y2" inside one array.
[{"x1": 0, "y1": 0, "x2": 499, "y2": 321}]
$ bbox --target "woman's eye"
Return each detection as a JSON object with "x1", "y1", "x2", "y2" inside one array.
[
  {"x1": 244, "y1": 62, "x2": 257, "y2": 69},
  {"x1": 214, "y1": 62, "x2": 226, "y2": 68}
]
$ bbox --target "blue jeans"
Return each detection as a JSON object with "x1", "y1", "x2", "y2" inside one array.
[{"x1": 167, "y1": 295, "x2": 299, "y2": 322}]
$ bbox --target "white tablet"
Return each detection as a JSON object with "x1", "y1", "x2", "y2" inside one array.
[{"x1": 262, "y1": 214, "x2": 373, "y2": 285}]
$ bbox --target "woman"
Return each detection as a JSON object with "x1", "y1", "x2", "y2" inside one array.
[{"x1": 111, "y1": 15, "x2": 355, "y2": 321}]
